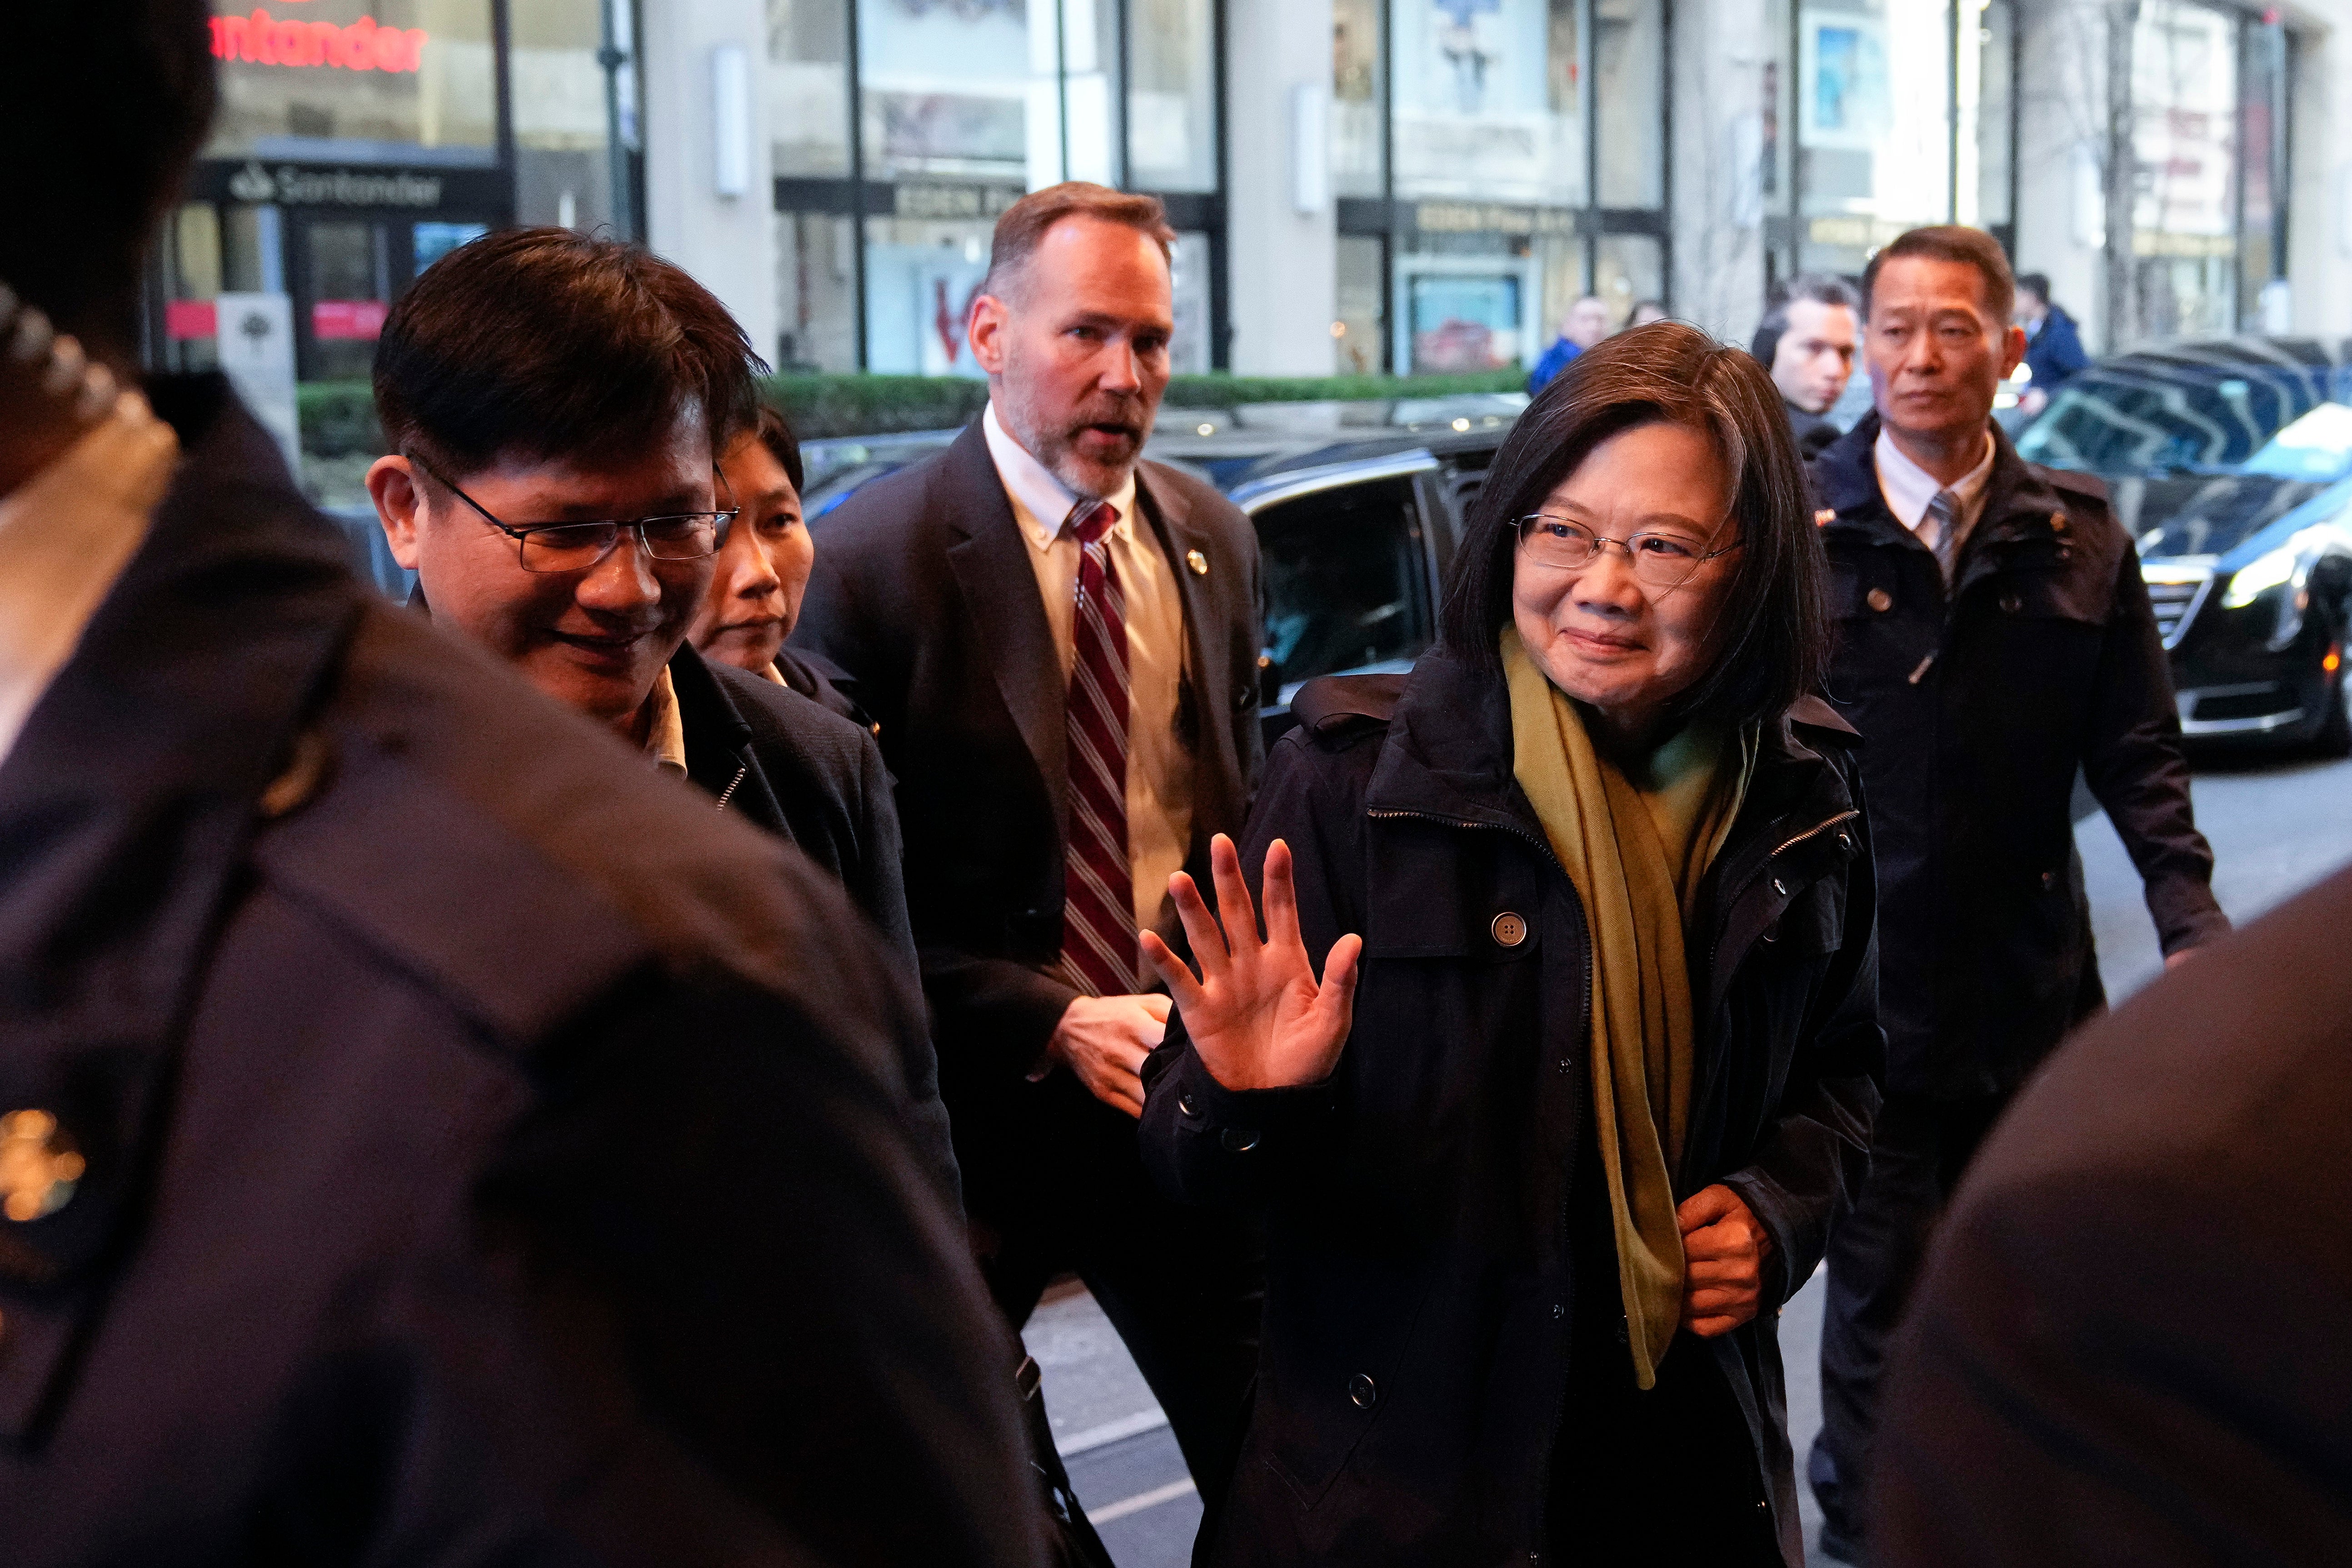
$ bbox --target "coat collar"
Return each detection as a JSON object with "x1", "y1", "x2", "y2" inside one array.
[
  {"x1": 1814, "y1": 410, "x2": 2074, "y2": 568},
  {"x1": 0, "y1": 375, "x2": 363, "y2": 1430}
]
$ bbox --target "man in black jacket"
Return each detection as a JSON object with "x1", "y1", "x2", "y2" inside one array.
[
  {"x1": 1804, "y1": 225, "x2": 2228, "y2": 1560},
  {"x1": 1872, "y1": 865, "x2": 2352, "y2": 1566},
  {"x1": 795, "y1": 183, "x2": 1267, "y2": 1512},
  {"x1": 364, "y1": 229, "x2": 953, "y2": 1199},
  {"x1": 0, "y1": 9, "x2": 1033, "y2": 1562},
  {"x1": 1751, "y1": 273, "x2": 1860, "y2": 460}
]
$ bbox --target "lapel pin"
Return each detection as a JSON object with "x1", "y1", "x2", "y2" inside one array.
[
  {"x1": 1813, "y1": 508, "x2": 1836, "y2": 527},
  {"x1": 1186, "y1": 549, "x2": 1209, "y2": 576}
]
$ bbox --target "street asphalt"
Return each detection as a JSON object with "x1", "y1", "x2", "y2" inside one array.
[{"x1": 1027, "y1": 747, "x2": 2352, "y2": 1566}]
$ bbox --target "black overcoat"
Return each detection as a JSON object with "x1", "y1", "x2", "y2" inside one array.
[
  {"x1": 1138, "y1": 651, "x2": 1884, "y2": 1567},
  {"x1": 1810, "y1": 413, "x2": 2226, "y2": 1099},
  {"x1": 0, "y1": 378, "x2": 1041, "y2": 1567}
]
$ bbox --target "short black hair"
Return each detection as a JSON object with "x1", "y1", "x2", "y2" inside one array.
[
  {"x1": 0, "y1": 0, "x2": 216, "y2": 352},
  {"x1": 1749, "y1": 274, "x2": 1860, "y2": 368},
  {"x1": 1438, "y1": 322, "x2": 1830, "y2": 730},
  {"x1": 1862, "y1": 225, "x2": 2015, "y2": 324},
  {"x1": 375, "y1": 228, "x2": 766, "y2": 478},
  {"x1": 748, "y1": 403, "x2": 804, "y2": 494},
  {"x1": 2016, "y1": 272, "x2": 2052, "y2": 306}
]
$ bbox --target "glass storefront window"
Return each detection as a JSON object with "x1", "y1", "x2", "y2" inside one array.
[
  {"x1": 1390, "y1": 0, "x2": 1583, "y2": 206},
  {"x1": 1593, "y1": 232, "x2": 1660, "y2": 323},
  {"x1": 778, "y1": 211, "x2": 861, "y2": 371},
  {"x1": 1129, "y1": 0, "x2": 1216, "y2": 192},
  {"x1": 859, "y1": 0, "x2": 1033, "y2": 186},
  {"x1": 1170, "y1": 231, "x2": 1213, "y2": 373},
  {"x1": 1333, "y1": 0, "x2": 1385, "y2": 199},
  {"x1": 2131, "y1": 0, "x2": 2237, "y2": 341},
  {"x1": 862, "y1": 215, "x2": 994, "y2": 375},
  {"x1": 1970, "y1": 0, "x2": 2014, "y2": 234},
  {"x1": 1335, "y1": 234, "x2": 1386, "y2": 373},
  {"x1": 2238, "y1": 18, "x2": 2289, "y2": 329},
  {"x1": 204, "y1": 0, "x2": 498, "y2": 166},
  {"x1": 772, "y1": 0, "x2": 853, "y2": 177},
  {"x1": 1595, "y1": 0, "x2": 1662, "y2": 209},
  {"x1": 1796, "y1": 0, "x2": 1952, "y2": 273},
  {"x1": 512, "y1": 0, "x2": 624, "y2": 231}
]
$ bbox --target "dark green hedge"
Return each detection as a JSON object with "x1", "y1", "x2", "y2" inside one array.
[{"x1": 297, "y1": 369, "x2": 1528, "y2": 456}]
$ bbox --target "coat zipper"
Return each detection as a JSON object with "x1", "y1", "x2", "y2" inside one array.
[{"x1": 711, "y1": 762, "x2": 747, "y2": 813}]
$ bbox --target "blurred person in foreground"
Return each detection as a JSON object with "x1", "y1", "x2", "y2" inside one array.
[
  {"x1": 1139, "y1": 324, "x2": 1882, "y2": 1566},
  {"x1": 1803, "y1": 225, "x2": 2226, "y2": 1561},
  {"x1": 365, "y1": 231, "x2": 953, "y2": 1202},
  {"x1": 690, "y1": 403, "x2": 868, "y2": 724},
  {"x1": 2013, "y1": 271, "x2": 2091, "y2": 418},
  {"x1": 1751, "y1": 274, "x2": 1860, "y2": 460},
  {"x1": 1873, "y1": 864, "x2": 2352, "y2": 1564},
  {"x1": 0, "y1": 7, "x2": 1036, "y2": 1563},
  {"x1": 796, "y1": 182, "x2": 1267, "y2": 1521},
  {"x1": 1527, "y1": 293, "x2": 1613, "y2": 393}
]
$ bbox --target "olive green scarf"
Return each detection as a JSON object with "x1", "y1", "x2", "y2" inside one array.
[{"x1": 1502, "y1": 628, "x2": 1755, "y2": 1389}]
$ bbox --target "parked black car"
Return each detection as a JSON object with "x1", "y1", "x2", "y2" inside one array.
[
  {"x1": 2017, "y1": 337, "x2": 2352, "y2": 752},
  {"x1": 803, "y1": 417, "x2": 1516, "y2": 740}
]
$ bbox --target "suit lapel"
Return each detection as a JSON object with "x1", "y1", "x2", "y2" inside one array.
[{"x1": 941, "y1": 423, "x2": 1067, "y2": 828}]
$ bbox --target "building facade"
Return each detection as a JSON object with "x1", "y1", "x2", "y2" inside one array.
[{"x1": 145, "y1": 0, "x2": 2352, "y2": 395}]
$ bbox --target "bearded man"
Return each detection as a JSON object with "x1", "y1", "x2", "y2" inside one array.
[{"x1": 794, "y1": 183, "x2": 1267, "y2": 1524}]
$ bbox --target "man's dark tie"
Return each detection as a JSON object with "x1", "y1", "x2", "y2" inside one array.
[
  {"x1": 1924, "y1": 489, "x2": 1961, "y2": 584},
  {"x1": 1061, "y1": 500, "x2": 1136, "y2": 998}
]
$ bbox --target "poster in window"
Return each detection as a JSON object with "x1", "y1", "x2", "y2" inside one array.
[{"x1": 1800, "y1": 12, "x2": 1892, "y2": 152}]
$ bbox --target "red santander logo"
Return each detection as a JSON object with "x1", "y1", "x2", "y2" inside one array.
[{"x1": 210, "y1": 10, "x2": 428, "y2": 73}]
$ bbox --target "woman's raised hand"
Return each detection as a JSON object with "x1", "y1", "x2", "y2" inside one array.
[{"x1": 1141, "y1": 834, "x2": 1363, "y2": 1093}]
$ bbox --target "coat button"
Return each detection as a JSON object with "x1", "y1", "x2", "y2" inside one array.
[
  {"x1": 1551, "y1": 1303, "x2": 1566, "y2": 1319},
  {"x1": 2050, "y1": 510, "x2": 2068, "y2": 532},
  {"x1": 2040, "y1": 869, "x2": 2057, "y2": 891},
  {"x1": 1178, "y1": 1094, "x2": 1198, "y2": 1117},
  {"x1": 1348, "y1": 1373, "x2": 1378, "y2": 1409},
  {"x1": 0, "y1": 1109, "x2": 85, "y2": 1222},
  {"x1": 1221, "y1": 1127, "x2": 1260, "y2": 1152},
  {"x1": 1771, "y1": 877, "x2": 1788, "y2": 897},
  {"x1": 1491, "y1": 911, "x2": 1528, "y2": 947},
  {"x1": 1865, "y1": 587, "x2": 1893, "y2": 612},
  {"x1": 2001, "y1": 591, "x2": 2022, "y2": 613}
]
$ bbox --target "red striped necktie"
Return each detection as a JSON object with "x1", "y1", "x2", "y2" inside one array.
[{"x1": 1061, "y1": 499, "x2": 1136, "y2": 998}]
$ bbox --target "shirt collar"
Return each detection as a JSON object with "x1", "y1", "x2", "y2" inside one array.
[
  {"x1": 1873, "y1": 423, "x2": 1996, "y2": 533},
  {"x1": 643, "y1": 664, "x2": 688, "y2": 776},
  {"x1": 982, "y1": 401, "x2": 1138, "y2": 551}
]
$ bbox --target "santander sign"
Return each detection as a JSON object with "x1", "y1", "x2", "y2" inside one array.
[{"x1": 210, "y1": 9, "x2": 429, "y2": 73}]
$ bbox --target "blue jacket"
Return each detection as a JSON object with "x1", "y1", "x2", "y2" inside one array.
[
  {"x1": 2024, "y1": 305, "x2": 2091, "y2": 396},
  {"x1": 1526, "y1": 335, "x2": 1582, "y2": 394}
]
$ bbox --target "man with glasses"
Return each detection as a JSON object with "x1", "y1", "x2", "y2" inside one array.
[{"x1": 365, "y1": 228, "x2": 954, "y2": 1200}]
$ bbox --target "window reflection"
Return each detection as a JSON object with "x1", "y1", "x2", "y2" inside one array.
[
  {"x1": 512, "y1": 0, "x2": 623, "y2": 232},
  {"x1": 1333, "y1": 0, "x2": 1384, "y2": 198},
  {"x1": 771, "y1": 0, "x2": 852, "y2": 178},
  {"x1": 1390, "y1": 0, "x2": 1583, "y2": 205},
  {"x1": 1130, "y1": 0, "x2": 1216, "y2": 192}
]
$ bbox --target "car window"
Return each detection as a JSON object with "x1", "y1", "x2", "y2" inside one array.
[
  {"x1": 1254, "y1": 475, "x2": 1433, "y2": 701},
  {"x1": 2017, "y1": 365, "x2": 2333, "y2": 477}
]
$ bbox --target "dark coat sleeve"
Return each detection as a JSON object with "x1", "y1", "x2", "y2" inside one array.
[
  {"x1": 2078, "y1": 533, "x2": 2230, "y2": 956},
  {"x1": 495, "y1": 948, "x2": 1042, "y2": 1568},
  {"x1": 1718, "y1": 756, "x2": 1887, "y2": 1309},
  {"x1": 1140, "y1": 729, "x2": 1363, "y2": 1210}
]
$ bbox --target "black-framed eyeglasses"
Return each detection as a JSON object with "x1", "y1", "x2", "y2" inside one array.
[
  {"x1": 1514, "y1": 513, "x2": 1743, "y2": 592},
  {"x1": 412, "y1": 455, "x2": 739, "y2": 574}
]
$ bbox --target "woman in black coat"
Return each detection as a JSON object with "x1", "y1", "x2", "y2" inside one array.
[{"x1": 1139, "y1": 324, "x2": 1883, "y2": 1567}]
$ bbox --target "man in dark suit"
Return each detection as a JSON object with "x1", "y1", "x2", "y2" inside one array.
[
  {"x1": 364, "y1": 227, "x2": 954, "y2": 1200},
  {"x1": 1803, "y1": 224, "x2": 2228, "y2": 1561},
  {"x1": 2014, "y1": 271, "x2": 2092, "y2": 417},
  {"x1": 0, "y1": 7, "x2": 1037, "y2": 1563},
  {"x1": 796, "y1": 182, "x2": 1266, "y2": 1509},
  {"x1": 1873, "y1": 865, "x2": 2352, "y2": 1565},
  {"x1": 1750, "y1": 273, "x2": 1860, "y2": 459}
]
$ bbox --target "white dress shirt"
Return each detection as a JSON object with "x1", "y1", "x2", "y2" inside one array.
[
  {"x1": 983, "y1": 403, "x2": 1193, "y2": 948},
  {"x1": 1874, "y1": 425, "x2": 1997, "y2": 561},
  {"x1": 0, "y1": 394, "x2": 180, "y2": 765}
]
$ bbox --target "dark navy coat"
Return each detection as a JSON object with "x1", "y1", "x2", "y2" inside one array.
[
  {"x1": 1809, "y1": 413, "x2": 2227, "y2": 1100},
  {"x1": 0, "y1": 378, "x2": 1042, "y2": 1568},
  {"x1": 1139, "y1": 652, "x2": 1883, "y2": 1567}
]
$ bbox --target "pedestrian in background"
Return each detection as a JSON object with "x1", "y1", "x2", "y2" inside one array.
[
  {"x1": 1628, "y1": 299, "x2": 1670, "y2": 328},
  {"x1": 364, "y1": 229, "x2": 955, "y2": 1200},
  {"x1": 796, "y1": 182, "x2": 1268, "y2": 1523},
  {"x1": 1141, "y1": 324, "x2": 1882, "y2": 1567},
  {"x1": 1870, "y1": 864, "x2": 2352, "y2": 1566},
  {"x1": 0, "y1": 6, "x2": 1037, "y2": 1564},
  {"x1": 692, "y1": 403, "x2": 868, "y2": 724},
  {"x1": 1527, "y1": 293, "x2": 1613, "y2": 393},
  {"x1": 2013, "y1": 272, "x2": 2091, "y2": 416},
  {"x1": 1751, "y1": 274, "x2": 1860, "y2": 460},
  {"x1": 1803, "y1": 225, "x2": 2227, "y2": 1563}
]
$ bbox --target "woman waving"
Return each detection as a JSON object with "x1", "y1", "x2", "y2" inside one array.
[{"x1": 1140, "y1": 323, "x2": 1881, "y2": 1568}]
